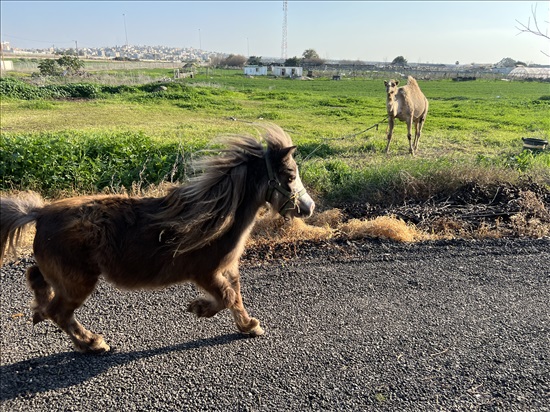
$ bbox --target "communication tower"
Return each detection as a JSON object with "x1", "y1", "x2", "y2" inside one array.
[{"x1": 281, "y1": 0, "x2": 288, "y2": 60}]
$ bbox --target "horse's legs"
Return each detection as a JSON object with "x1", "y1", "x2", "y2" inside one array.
[
  {"x1": 385, "y1": 117, "x2": 394, "y2": 153},
  {"x1": 34, "y1": 265, "x2": 109, "y2": 353},
  {"x1": 47, "y1": 293, "x2": 109, "y2": 353},
  {"x1": 188, "y1": 268, "x2": 264, "y2": 336}
]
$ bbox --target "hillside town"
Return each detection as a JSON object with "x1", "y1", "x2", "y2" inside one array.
[{"x1": 1, "y1": 41, "x2": 216, "y2": 62}]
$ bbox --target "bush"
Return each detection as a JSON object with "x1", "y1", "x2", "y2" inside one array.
[
  {"x1": 0, "y1": 132, "x2": 205, "y2": 195},
  {"x1": 59, "y1": 83, "x2": 100, "y2": 99},
  {"x1": 0, "y1": 78, "x2": 100, "y2": 100},
  {"x1": 0, "y1": 78, "x2": 50, "y2": 99}
]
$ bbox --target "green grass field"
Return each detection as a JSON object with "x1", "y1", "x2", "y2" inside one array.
[{"x1": 1, "y1": 71, "x2": 549, "y2": 205}]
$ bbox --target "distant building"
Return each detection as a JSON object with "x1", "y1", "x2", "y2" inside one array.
[
  {"x1": 272, "y1": 66, "x2": 302, "y2": 78},
  {"x1": 244, "y1": 65, "x2": 268, "y2": 76},
  {"x1": 1, "y1": 60, "x2": 14, "y2": 71}
]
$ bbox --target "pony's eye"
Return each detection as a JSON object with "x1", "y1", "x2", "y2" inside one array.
[{"x1": 288, "y1": 175, "x2": 296, "y2": 183}]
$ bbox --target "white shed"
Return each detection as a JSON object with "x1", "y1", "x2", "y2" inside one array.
[
  {"x1": 0, "y1": 60, "x2": 14, "y2": 71},
  {"x1": 272, "y1": 66, "x2": 303, "y2": 78},
  {"x1": 244, "y1": 65, "x2": 268, "y2": 76}
]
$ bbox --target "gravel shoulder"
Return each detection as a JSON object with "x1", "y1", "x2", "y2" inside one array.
[{"x1": 1, "y1": 237, "x2": 549, "y2": 411}]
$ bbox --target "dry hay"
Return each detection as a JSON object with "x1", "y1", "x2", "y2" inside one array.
[
  {"x1": 338, "y1": 215, "x2": 429, "y2": 242},
  {"x1": 250, "y1": 208, "x2": 430, "y2": 245},
  {"x1": 249, "y1": 208, "x2": 337, "y2": 246}
]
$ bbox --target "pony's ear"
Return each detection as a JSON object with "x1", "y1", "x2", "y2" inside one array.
[
  {"x1": 395, "y1": 80, "x2": 399, "y2": 86},
  {"x1": 384, "y1": 80, "x2": 388, "y2": 86},
  {"x1": 280, "y1": 146, "x2": 297, "y2": 159}
]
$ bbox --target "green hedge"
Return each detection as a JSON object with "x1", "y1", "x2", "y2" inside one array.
[
  {"x1": 0, "y1": 131, "x2": 206, "y2": 194},
  {"x1": 0, "y1": 77, "x2": 101, "y2": 100}
]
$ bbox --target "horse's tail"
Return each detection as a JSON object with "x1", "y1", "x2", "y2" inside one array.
[{"x1": 0, "y1": 192, "x2": 44, "y2": 266}]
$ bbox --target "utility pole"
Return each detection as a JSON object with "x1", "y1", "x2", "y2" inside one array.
[
  {"x1": 123, "y1": 13, "x2": 129, "y2": 56},
  {"x1": 0, "y1": 41, "x2": 4, "y2": 76},
  {"x1": 74, "y1": 40, "x2": 78, "y2": 56}
]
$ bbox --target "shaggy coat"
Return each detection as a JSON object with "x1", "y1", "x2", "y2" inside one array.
[
  {"x1": 0, "y1": 125, "x2": 315, "y2": 353},
  {"x1": 384, "y1": 76, "x2": 429, "y2": 155}
]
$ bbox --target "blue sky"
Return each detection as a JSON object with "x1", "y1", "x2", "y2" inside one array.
[{"x1": 1, "y1": 1, "x2": 549, "y2": 65}]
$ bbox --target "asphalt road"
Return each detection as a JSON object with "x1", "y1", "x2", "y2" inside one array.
[{"x1": 1, "y1": 238, "x2": 549, "y2": 411}]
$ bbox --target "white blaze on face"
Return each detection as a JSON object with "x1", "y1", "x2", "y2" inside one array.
[{"x1": 294, "y1": 170, "x2": 315, "y2": 217}]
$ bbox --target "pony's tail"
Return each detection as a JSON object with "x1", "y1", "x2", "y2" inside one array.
[
  {"x1": 0, "y1": 192, "x2": 44, "y2": 266},
  {"x1": 407, "y1": 76, "x2": 420, "y2": 89}
]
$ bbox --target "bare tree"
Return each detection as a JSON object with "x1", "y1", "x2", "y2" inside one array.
[{"x1": 516, "y1": 3, "x2": 550, "y2": 57}]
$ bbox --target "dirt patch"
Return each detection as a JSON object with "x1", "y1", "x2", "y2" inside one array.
[{"x1": 337, "y1": 181, "x2": 550, "y2": 240}]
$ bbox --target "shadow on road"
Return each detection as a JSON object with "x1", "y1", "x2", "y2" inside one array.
[{"x1": 0, "y1": 333, "x2": 246, "y2": 400}]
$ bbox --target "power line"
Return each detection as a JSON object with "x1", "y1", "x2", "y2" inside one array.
[{"x1": 1, "y1": 33, "x2": 73, "y2": 44}]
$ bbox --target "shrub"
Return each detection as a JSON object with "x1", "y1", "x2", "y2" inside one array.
[
  {"x1": 0, "y1": 77, "x2": 49, "y2": 99},
  {"x1": 0, "y1": 132, "x2": 206, "y2": 195},
  {"x1": 0, "y1": 78, "x2": 100, "y2": 100}
]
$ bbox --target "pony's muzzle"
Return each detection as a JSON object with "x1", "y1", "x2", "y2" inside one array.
[{"x1": 297, "y1": 194, "x2": 315, "y2": 218}]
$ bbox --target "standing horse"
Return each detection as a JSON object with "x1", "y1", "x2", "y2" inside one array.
[
  {"x1": 384, "y1": 76, "x2": 429, "y2": 156},
  {"x1": 0, "y1": 124, "x2": 315, "y2": 353}
]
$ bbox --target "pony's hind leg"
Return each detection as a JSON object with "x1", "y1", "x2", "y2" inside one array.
[
  {"x1": 26, "y1": 265, "x2": 54, "y2": 324},
  {"x1": 36, "y1": 266, "x2": 109, "y2": 353},
  {"x1": 46, "y1": 292, "x2": 109, "y2": 353},
  {"x1": 187, "y1": 272, "x2": 235, "y2": 318},
  {"x1": 188, "y1": 269, "x2": 264, "y2": 337}
]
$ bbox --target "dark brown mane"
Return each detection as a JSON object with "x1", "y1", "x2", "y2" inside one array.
[{"x1": 153, "y1": 125, "x2": 294, "y2": 255}]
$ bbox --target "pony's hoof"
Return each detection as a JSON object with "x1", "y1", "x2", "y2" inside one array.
[
  {"x1": 248, "y1": 325, "x2": 265, "y2": 337},
  {"x1": 241, "y1": 318, "x2": 264, "y2": 337},
  {"x1": 32, "y1": 311, "x2": 46, "y2": 325},
  {"x1": 187, "y1": 299, "x2": 218, "y2": 318},
  {"x1": 75, "y1": 336, "x2": 111, "y2": 354}
]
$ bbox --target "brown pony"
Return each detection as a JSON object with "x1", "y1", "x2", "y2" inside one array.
[
  {"x1": 384, "y1": 76, "x2": 429, "y2": 156},
  {"x1": 0, "y1": 124, "x2": 315, "y2": 353}
]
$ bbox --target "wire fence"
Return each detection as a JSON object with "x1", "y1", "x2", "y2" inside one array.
[{"x1": 5, "y1": 59, "x2": 184, "y2": 73}]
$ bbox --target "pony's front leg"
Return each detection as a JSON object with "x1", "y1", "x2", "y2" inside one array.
[{"x1": 226, "y1": 269, "x2": 264, "y2": 337}]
